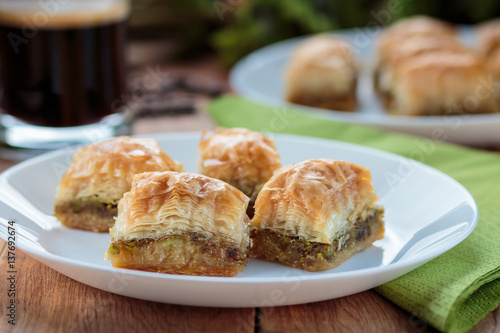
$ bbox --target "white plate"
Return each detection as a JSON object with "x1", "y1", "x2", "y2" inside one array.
[
  {"x1": 230, "y1": 27, "x2": 500, "y2": 146},
  {"x1": 0, "y1": 132, "x2": 478, "y2": 307}
]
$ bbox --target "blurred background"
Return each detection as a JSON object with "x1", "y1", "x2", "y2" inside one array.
[{"x1": 128, "y1": 0, "x2": 500, "y2": 66}]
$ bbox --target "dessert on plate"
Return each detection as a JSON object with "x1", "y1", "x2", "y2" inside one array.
[
  {"x1": 106, "y1": 171, "x2": 250, "y2": 277},
  {"x1": 384, "y1": 50, "x2": 498, "y2": 116},
  {"x1": 54, "y1": 136, "x2": 184, "y2": 232},
  {"x1": 198, "y1": 128, "x2": 281, "y2": 216},
  {"x1": 284, "y1": 34, "x2": 359, "y2": 111},
  {"x1": 250, "y1": 158, "x2": 385, "y2": 272},
  {"x1": 374, "y1": 15, "x2": 498, "y2": 115},
  {"x1": 374, "y1": 34, "x2": 466, "y2": 96},
  {"x1": 376, "y1": 15, "x2": 457, "y2": 55}
]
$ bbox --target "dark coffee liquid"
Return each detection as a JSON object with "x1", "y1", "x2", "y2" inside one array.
[{"x1": 0, "y1": 20, "x2": 126, "y2": 127}]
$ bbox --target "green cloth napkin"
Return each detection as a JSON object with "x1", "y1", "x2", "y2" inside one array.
[{"x1": 208, "y1": 96, "x2": 500, "y2": 333}]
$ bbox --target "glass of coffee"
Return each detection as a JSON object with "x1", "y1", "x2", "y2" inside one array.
[{"x1": 0, "y1": 0, "x2": 131, "y2": 150}]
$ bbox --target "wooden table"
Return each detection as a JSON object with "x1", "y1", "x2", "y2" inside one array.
[{"x1": 1, "y1": 41, "x2": 499, "y2": 333}]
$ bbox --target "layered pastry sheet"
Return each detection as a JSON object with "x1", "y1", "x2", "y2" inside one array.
[
  {"x1": 374, "y1": 16, "x2": 498, "y2": 116},
  {"x1": 198, "y1": 128, "x2": 281, "y2": 216},
  {"x1": 284, "y1": 35, "x2": 359, "y2": 111},
  {"x1": 285, "y1": 15, "x2": 500, "y2": 116},
  {"x1": 106, "y1": 171, "x2": 250, "y2": 277},
  {"x1": 54, "y1": 132, "x2": 385, "y2": 277},
  {"x1": 54, "y1": 136, "x2": 184, "y2": 232},
  {"x1": 250, "y1": 159, "x2": 384, "y2": 272}
]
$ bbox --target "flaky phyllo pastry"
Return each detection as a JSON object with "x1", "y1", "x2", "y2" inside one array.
[
  {"x1": 375, "y1": 15, "x2": 457, "y2": 55},
  {"x1": 374, "y1": 34, "x2": 466, "y2": 96},
  {"x1": 106, "y1": 171, "x2": 250, "y2": 277},
  {"x1": 250, "y1": 159, "x2": 384, "y2": 272},
  {"x1": 198, "y1": 128, "x2": 281, "y2": 215},
  {"x1": 386, "y1": 51, "x2": 498, "y2": 116},
  {"x1": 54, "y1": 136, "x2": 184, "y2": 232},
  {"x1": 374, "y1": 15, "x2": 498, "y2": 115},
  {"x1": 476, "y1": 19, "x2": 500, "y2": 103},
  {"x1": 284, "y1": 35, "x2": 359, "y2": 111}
]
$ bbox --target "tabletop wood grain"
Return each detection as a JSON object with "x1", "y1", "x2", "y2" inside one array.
[{"x1": 0, "y1": 41, "x2": 499, "y2": 333}]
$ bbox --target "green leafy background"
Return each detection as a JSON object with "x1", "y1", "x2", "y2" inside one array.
[{"x1": 129, "y1": 0, "x2": 500, "y2": 65}]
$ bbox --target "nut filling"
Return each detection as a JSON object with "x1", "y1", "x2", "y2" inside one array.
[
  {"x1": 288, "y1": 87, "x2": 357, "y2": 112},
  {"x1": 55, "y1": 198, "x2": 118, "y2": 232},
  {"x1": 250, "y1": 207, "x2": 384, "y2": 272},
  {"x1": 107, "y1": 232, "x2": 249, "y2": 277}
]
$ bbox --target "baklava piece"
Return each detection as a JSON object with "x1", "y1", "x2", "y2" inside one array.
[
  {"x1": 374, "y1": 16, "x2": 459, "y2": 97},
  {"x1": 106, "y1": 171, "x2": 250, "y2": 277},
  {"x1": 374, "y1": 34, "x2": 466, "y2": 98},
  {"x1": 198, "y1": 128, "x2": 281, "y2": 216},
  {"x1": 250, "y1": 159, "x2": 384, "y2": 272},
  {"x1": 374, "y1": 16, "x2": 498, "y2": 115},
  {"x1": 476, "y1": 19, "x2": 500, "y2": 103},
  {"x1": 54, "y1": 136, "x2": 184, "y2": 232},
  {"x1": 387, "y1": 51, "x2": 498, "y2": 115},
  {"x1": 284, "y1": 35, "x2": 359, "y2": 111},
  {"x1": 376, "y1": 15, "x2": 457, "y2": 56}
]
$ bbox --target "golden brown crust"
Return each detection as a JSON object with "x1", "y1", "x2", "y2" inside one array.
[
  {"x1": 383, "y1": 15, "x2": 456, "y2": 34},
  {"x1": 374, "y1": 34, "x2": 467, "y2": 93},
  {"x1": 284, "y1": 35, "x2": 358, "y2": 111},
  {"x1": 376, "y1": 15, "x2": 457, "y2": 55},
  {"x1": 54, "y1": 136, "x2": 184, "y2": 232},
  {"x1": 108, "y1": 171, "x2": 250, "y2": 276},
  {"x1": 476, "y1": 18, "x2": 500, "y2": 57},
  {"x1": 250, "y1": 159, "x2": 384, "y2": 271},
  {"x1": 198, "y1": 128, "x2": 281, "y2": 203},
  {"x1": 251, "y1": 159, "x2": 379, "y2": 243},
  {"x1": 111, "y1": 171, "x2": 250, "y2": 245},
  {"x1": 375, "y1": 16, "x2": 457, "y2": 91},
  {"x1": 387, "y1": 51, "x2": 498, "y2": 115},
  {"x1": 374, "y1": 16, "x2": 499, "y2": 116}
]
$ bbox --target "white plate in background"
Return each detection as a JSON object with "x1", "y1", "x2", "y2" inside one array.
[
  {"x1": 230, "y1": 27, "x2": 500, "y2": 146},
  {"x1": 0, "y1": 132, "x2": 478, "y2": 307}
]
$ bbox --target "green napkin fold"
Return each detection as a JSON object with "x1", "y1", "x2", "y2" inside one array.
[{"x1": 208, "y1": 96, "x2": 500, "y2": 333}]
